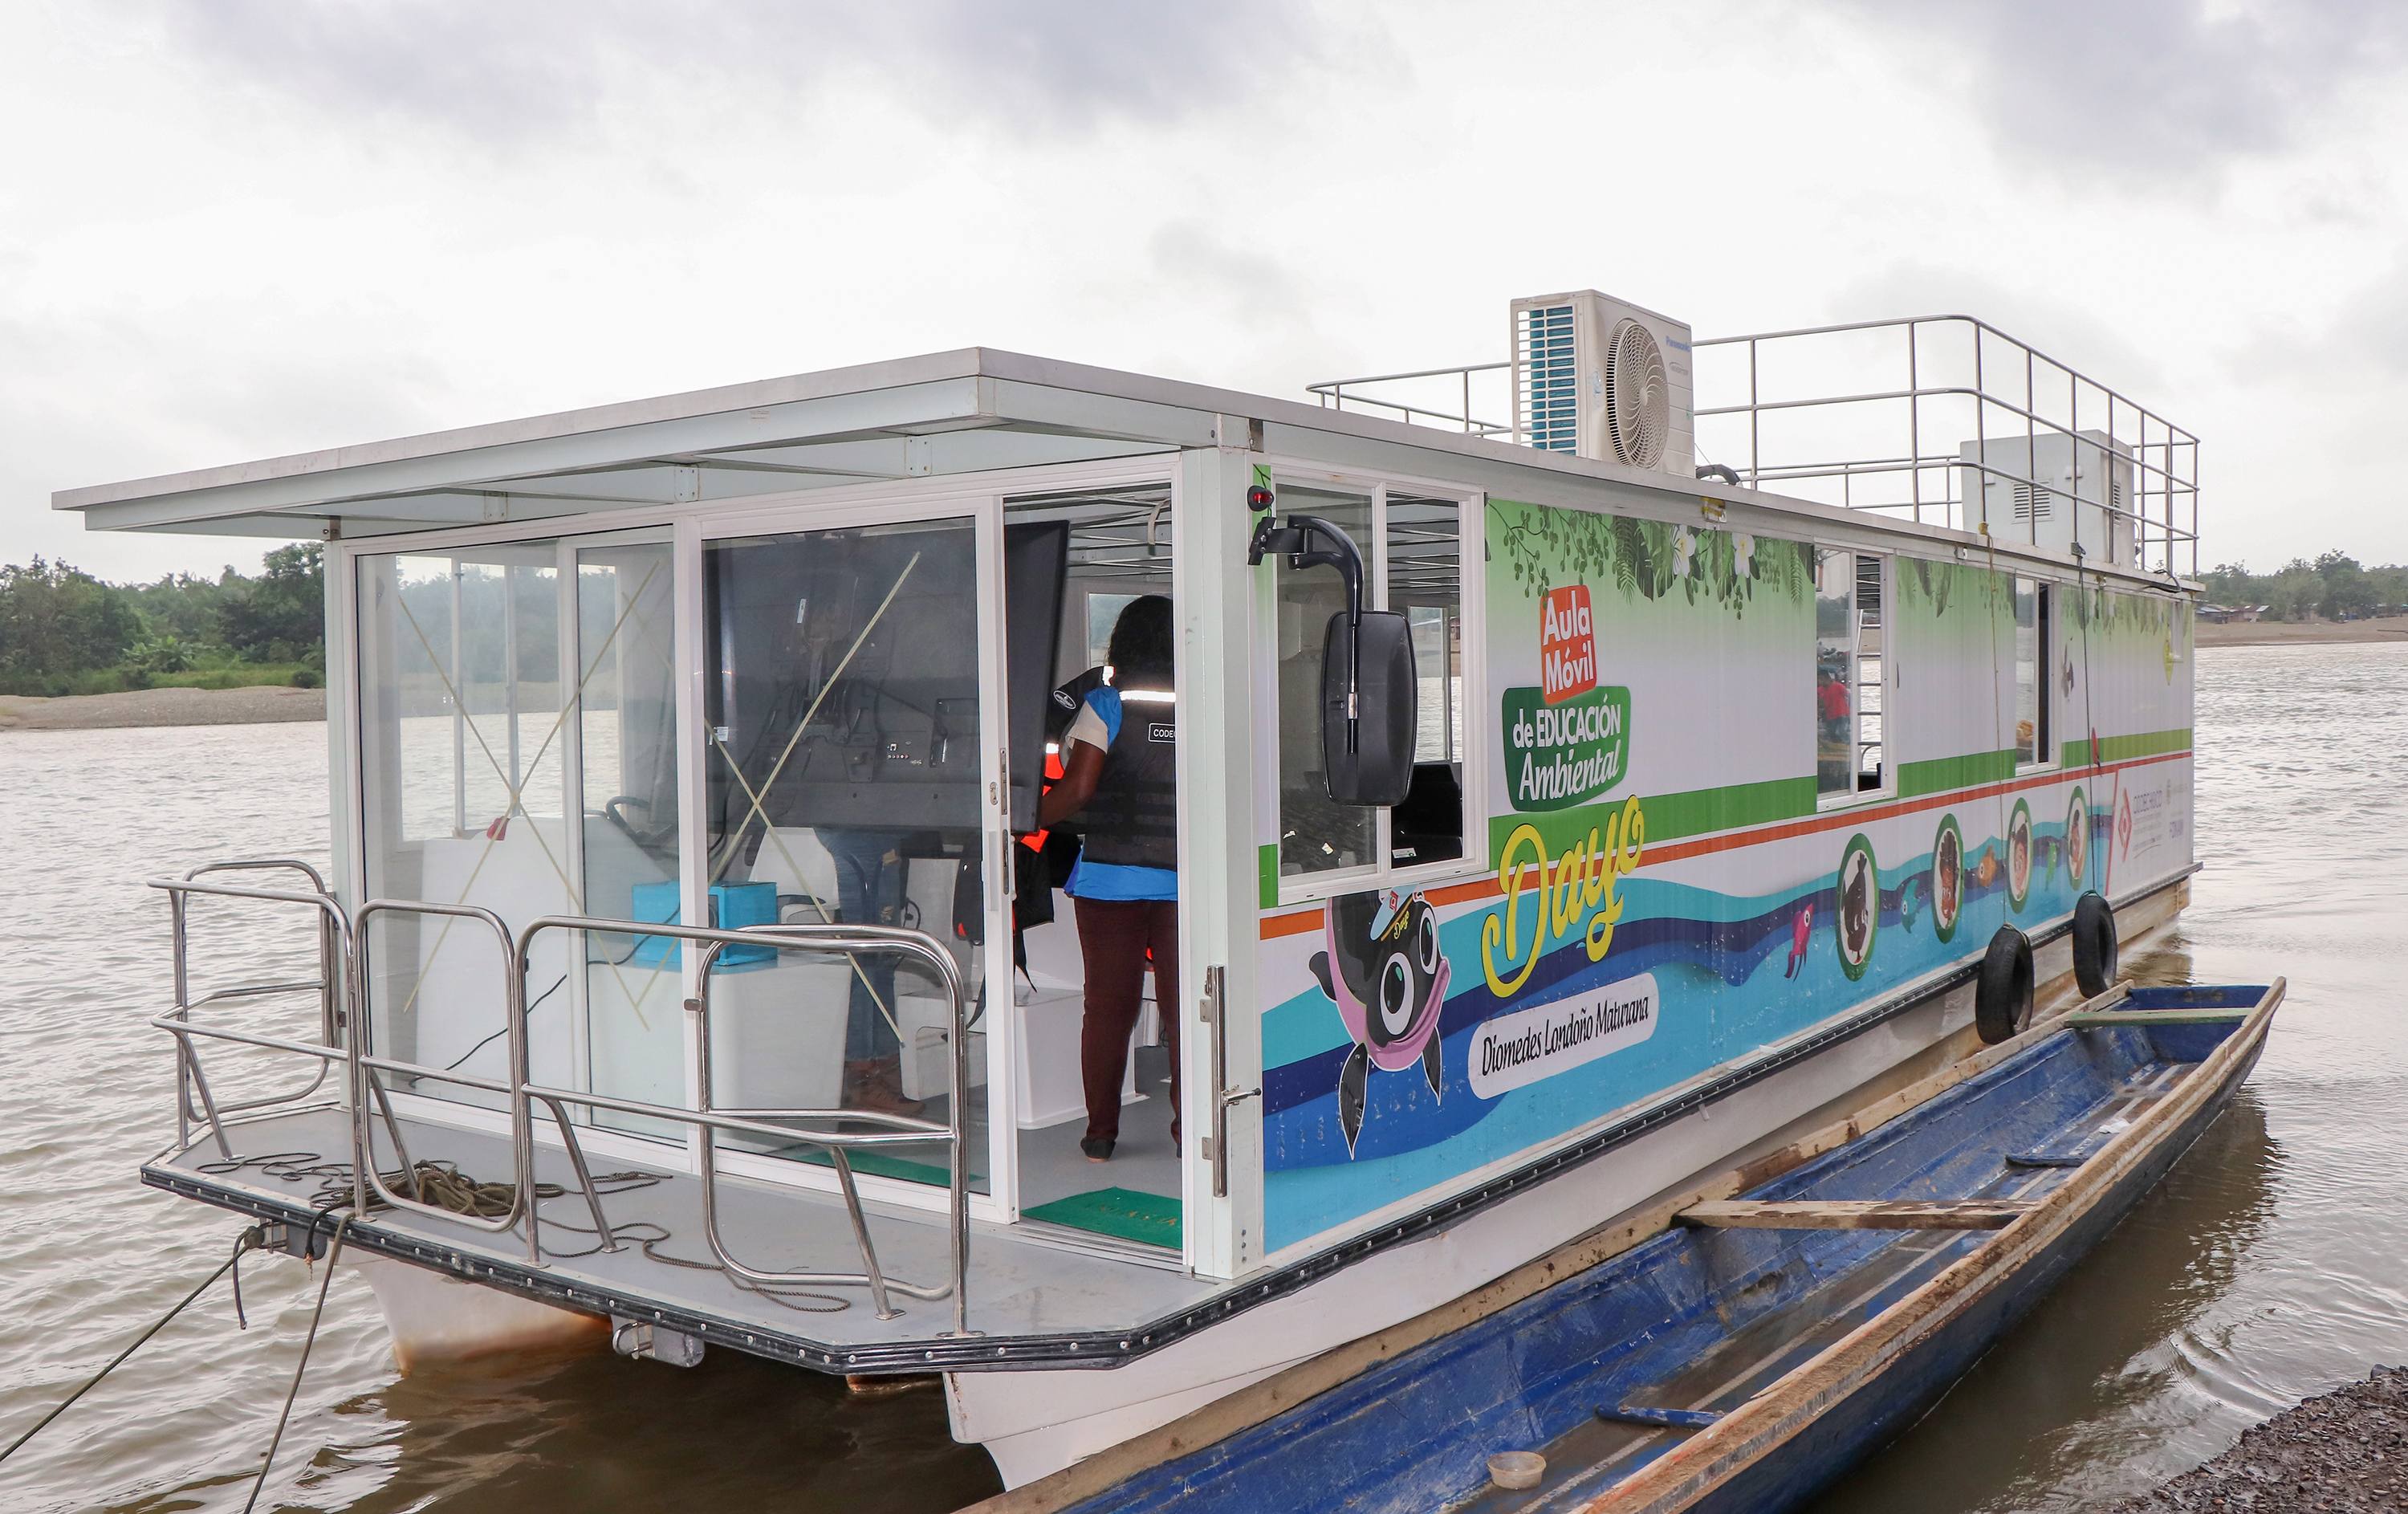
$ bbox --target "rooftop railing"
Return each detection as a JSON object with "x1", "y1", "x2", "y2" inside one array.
[
  {"x1": 1692, "y1": 315, "x2": 2199, "y2": 579},
  {"x1": 1305, "y1": 314, "x2": 2202, "y2": 579}
]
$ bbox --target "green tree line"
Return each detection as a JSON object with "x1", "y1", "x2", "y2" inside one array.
[
  {"x1": 2199, "y1": 551, "x2": 2407, "y2": 622},
  {"x1": 0, "y1": 543, "x2": 326, "y2": 696}
]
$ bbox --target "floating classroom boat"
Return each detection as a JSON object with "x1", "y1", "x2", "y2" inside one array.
[
  {"x1": 979, "y1": 981, "x2": 2280, "y2": 1514},
  {"x1": 59, "y1": 296, "x2": 2207, "y2": 1486}
]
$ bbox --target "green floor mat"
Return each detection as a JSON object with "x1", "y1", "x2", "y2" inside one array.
[
  {"x1": 792, "y1": 1146, "x2": 954, "y2": 1186},
  {"x1": 1022, "y1": 1186, "x2": 1182, "y2": 1248}
]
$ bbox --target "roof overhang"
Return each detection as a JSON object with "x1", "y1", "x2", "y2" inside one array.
[{"x1": 51, "y1": 345, "x2": 2195, "y2": 593}]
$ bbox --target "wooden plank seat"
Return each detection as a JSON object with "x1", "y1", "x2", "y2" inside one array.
[{"x1": 1677, "y1": 1199, "x2": 2038, "y2": 1231}]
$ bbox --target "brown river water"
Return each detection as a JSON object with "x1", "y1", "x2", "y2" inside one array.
[{"x1": 2, "y1": 641, "x2": 2401, "y2": 1513}]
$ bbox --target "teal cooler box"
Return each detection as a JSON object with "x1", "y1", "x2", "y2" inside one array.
[{"x1": 628, "y1": 881, "x2": 780, "y2": 969}]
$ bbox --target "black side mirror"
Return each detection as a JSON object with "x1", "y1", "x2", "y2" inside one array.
[
  {"x1": 1247, "y1": 511, "x2": 1421, "y2": 808},
  {"x1": 1322, "y1": 609, "x2": 1417, "y2": 805}
]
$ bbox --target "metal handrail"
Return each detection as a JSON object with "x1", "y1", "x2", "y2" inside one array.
[
  {"x1": 515, "y1": 915, "x2": 973, "y2": 1329},
  {"x1": 352, "y1": 899, "x2": 534, "y2": 1246},
  {"x1": 1308, "y1": 360, "x2": 1514, "y2": 438},
  {"x1": 151, "y1": 870, "x2": 352, "y2": 1159},
  {"x1": 146, "y1": 880, "x2": 982, "y2": 1329},
  {"x1": 1692, "y1": 315, "x2": 2201, "y2": 576}
]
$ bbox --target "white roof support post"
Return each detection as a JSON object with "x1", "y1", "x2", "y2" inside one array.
[{"x1": 1177, "y1": 421, "x2": 1268, "y2": 1281}]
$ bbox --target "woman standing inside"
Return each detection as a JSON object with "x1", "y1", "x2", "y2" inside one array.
[{"x1": 1039, "y1": 596, "x2": 1179, "y2": 1162}]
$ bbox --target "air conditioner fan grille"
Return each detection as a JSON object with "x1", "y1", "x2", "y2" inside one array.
[{"x1": 1603, "y1": 319, "x2": 1669, "y2": 470}]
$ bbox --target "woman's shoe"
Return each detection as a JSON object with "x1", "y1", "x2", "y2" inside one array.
[{"x1": 1080, "y1": 1137, "x2": 1114, "y2": 1162}]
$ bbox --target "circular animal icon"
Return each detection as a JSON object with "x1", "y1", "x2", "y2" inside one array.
[
  {"x1": 1931, "y1": 814, "x2": 1965, "y2": 945},
  {"x1": 2064, "y1": 788, "x2": 2089, "y2": 890},
  {"x1": 2006, "y1": 799, "x2": 2034, "y2": 911},
  {"x1": 1834, "y1": 835, "x2": 1879, "y2": 981}
]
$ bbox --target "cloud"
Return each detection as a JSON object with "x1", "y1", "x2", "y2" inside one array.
[
  {"x1": 1833, "y1": 0, "x2": 2408, "y2": 184},
  {"x1": 104, "y1": 0, "x2": 1328, "y2": 149}
]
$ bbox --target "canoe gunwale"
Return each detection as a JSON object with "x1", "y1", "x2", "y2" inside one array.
[{"x1": 1586, "y1": 976, "x2": 2285, "y2": 1514}]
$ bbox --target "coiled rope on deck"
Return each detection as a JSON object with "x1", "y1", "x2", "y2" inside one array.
[{"x1": 200, "y1": 1148, "x2": 853, "y2": 1312}]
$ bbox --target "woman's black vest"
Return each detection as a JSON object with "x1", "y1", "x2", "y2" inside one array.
[{"x1": 1082, "y1": 691, "x2": 1178, "y2": 872}]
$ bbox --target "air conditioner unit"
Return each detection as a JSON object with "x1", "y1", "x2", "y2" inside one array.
[
  {"x1": 1956, "y1": 430, "x2": 2134, "y2": 567},
  {"x1": 1510, "y1": 291, "x2": 1694, "y2": 478}
]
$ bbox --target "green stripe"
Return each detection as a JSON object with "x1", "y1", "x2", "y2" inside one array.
[
  {"x1": 1898, "y1": 750, "x2": 2015, "y2": 798},
  {"x1": 1438, "y1": 728, "x2": 2193, "y2": 884},
  {"x1": 1640, "y1": 775, "x2": 1816, "y2": 844},
  {"x1": 1259, "y1": 844, "x2": 1280, "y2": 909},
  {"x1": 2063, "y1": 727, "x2": 2191, "y2": 767},
  {"x1": 1488, "y1": 775, "x2": 1812, "y2": 860}
]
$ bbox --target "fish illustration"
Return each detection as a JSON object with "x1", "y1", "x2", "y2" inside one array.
[
  {"x1": 1973, "y1": 845, "x2": 2000, "y2": 889},
  {"x1": 1782, "y1": 902, "x2": 1813, "y2": 979},
  {"x1": 1897, "y1": 876, "x2": 1922, "y2": 934}
]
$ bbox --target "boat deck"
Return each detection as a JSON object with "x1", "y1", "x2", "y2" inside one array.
[{"x1": 144, "y1": 1099, "x2": 1232, "y2": 1374}]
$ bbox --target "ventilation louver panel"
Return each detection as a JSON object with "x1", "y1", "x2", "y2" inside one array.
[{"x1": 1517, "y1": 305, "x2": 1580, "y2": 453}]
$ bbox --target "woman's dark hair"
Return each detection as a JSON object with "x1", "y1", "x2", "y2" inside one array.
[{"x1": 1108, "y1": 595, "x2": 1175, "y2": 689}]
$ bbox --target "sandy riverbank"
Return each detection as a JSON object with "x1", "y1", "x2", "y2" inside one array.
[
  {"x1": 2114, "y1": 1365, "x2": 2407, "y2": 1512},
  {"x1": 0, "y1": 685, "x2": 327, "y2": 731},
  {"x1": 2197, "y1": 617, "x2": 2408, "y2": 647}
]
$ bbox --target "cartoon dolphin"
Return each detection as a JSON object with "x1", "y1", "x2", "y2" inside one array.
[{"x1": 1309, "y1": 889, "x2": 1450, "y2": 1156}]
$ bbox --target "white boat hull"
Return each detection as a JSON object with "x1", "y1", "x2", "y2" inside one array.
[{"x1": 352, "y1": 1253, "x2": 608, "y2": 1372}]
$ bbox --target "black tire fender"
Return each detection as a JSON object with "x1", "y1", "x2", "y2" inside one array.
[
  {"x1": 2072, "y1": 891, "x2": 2118, "y2": 999},
  {"x1": 1976, "y1": 924, "x2": 2036, "y2": 1045}
]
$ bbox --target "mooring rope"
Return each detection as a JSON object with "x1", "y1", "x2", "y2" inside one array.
[
  {"x1": 0, "y1": 1227, "x2": 264, "y2": 1467},
  {"x1": 242, "y1": 1212, "x2": 349, "y2": 1514}
]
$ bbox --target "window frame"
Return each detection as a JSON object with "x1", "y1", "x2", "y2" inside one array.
[
  {"x1": 1812, "y1": 547, "x2": 1898, "y2": 812},
  {"x1": 1262, "y1": 465, "x2": 1487, "y2": 908},
  {"x1": 2014, "y1": 576, "x2": 2057, "y2": 774}
]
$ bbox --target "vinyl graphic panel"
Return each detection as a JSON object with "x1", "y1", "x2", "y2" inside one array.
[{"x1": 1255, "y1": 501, "x2": 2194, "y2": 1255}]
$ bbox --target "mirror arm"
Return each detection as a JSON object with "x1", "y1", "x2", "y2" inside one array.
[{"x1": 1247, "y1": 514, "x2": 1368, "y2": 751}]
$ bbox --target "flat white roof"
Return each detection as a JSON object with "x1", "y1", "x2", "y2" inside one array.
[{"x1": 52, "y1": 344, "x2": 2183, "y2": 590}]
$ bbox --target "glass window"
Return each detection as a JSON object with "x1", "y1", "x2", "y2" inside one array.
[
  {"x1": 1274, "y1": 485, "x2": 1376, "y2": 879},
  {"x1": 1816, "y1": 551, "x2": 1887, "y2": 797},
  {"x1": 2015, "y1": 577, "x2": 2050, "y2": 766},
  {"x1": 356, "y1": 543, "x2": 572, "y2": 1113},
  {"x1": 704, "y1": 518, "x2": 988, "y2": 1194},
  {"x1": 1385, "y1": 492, "x2": 1463, "y2": 867},
  {"x1": 573, "y1": 539, "x2": 684, "y2": 1138},
  {"x1": 1084, "y1": 592, "x2": 1141, "y2": 673}
]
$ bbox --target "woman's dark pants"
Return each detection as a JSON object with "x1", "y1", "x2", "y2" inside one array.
[{"x1": 1072, "y1": 897, "x2": 1181, "y2": 1147}]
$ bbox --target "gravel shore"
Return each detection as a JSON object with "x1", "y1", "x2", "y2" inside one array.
[
  {"x1": 0, "y1": 685, "x2": 327, "y2": 731},
  {"x1": 2114, "y1": 1366, "x2": 2408, "y2": 1512}
]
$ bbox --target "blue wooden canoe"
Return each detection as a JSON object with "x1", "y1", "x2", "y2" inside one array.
[{"x1": 1020, "y1": 982, "x2": 2280, "y2": 1514}]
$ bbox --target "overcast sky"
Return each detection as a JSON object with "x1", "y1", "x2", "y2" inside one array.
[{"x1": 6, "y1": 0, "x2": 2403, "y2": 582}]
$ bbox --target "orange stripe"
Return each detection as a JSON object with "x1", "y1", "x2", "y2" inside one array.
[
  {"x1": 1645, "y1": 748, "x2": 2190, "y2": 868},
  {"x1": 1259, "y1": 906, "x2": 1325, "y2": 939},
  {"x1": 1255, "y1": 747, "x2": 2190, "y2": 925}
]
